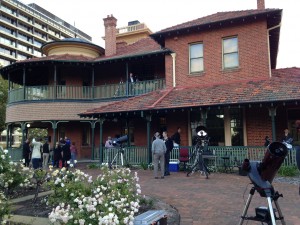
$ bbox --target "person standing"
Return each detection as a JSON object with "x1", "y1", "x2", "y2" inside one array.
[
  {"x1": 282, "y1": 128, "x2": 293, "y2": 146},
  {"x1": 264, "y1": 136, "x2": 270, "y2": 147},
  {"x1": 53, "y1": 142, "x2": 62, "y2": 168},
  {"x1": 163, "y1": 131, "x2": 174, "y2": 176},
  {"x1": 22, "y1": 139, "x2": 31, "y2": 167},
  {"x1": 70, "y1": 142, "x2": 77, "y2": 166},
  {"x1": 172, "y1": 127, "x2": 181, "y2": 147},
  {"x1": 129, "y1": 72, "x2": 135, "y2": 83},
  {"x1": 105, "y1": 136, "x2": 113, "y2": 148},
  {"x1": 152, "y1": 132, "x2": 166, "y2": 179},
  {"x1": 31, "y1": 138, "x2": 42, "y2": 169},
  {"x1": 42, "y1": 140, "x2": 50, "y2": 169},
  {"x1": 62, "y1": 138, "x2": 71, "y2": 168}
]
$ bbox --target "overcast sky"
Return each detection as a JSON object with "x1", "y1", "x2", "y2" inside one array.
[{"x1": 21, "y1": 0, "x2": 300, "y2": 69}]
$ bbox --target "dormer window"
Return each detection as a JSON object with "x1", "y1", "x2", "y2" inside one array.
[
  {"x1": 222, "y1": 36, "x2": 239, "y2": 69},
  {"x1": 189, "y1": 42, "x2": 204, "y2": 74}
]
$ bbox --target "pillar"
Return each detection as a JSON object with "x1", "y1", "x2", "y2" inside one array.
[
  {"x1": 99, "y1": 119, "x2": 105, "y2": 164},
  {"x1": 91, "y1": 120, "x2": 96, "y2": 160},
  {"x1": 146, "y1": 115, "x2": 152, "y2": 164}
]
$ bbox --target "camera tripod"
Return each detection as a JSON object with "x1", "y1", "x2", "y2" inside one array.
[
  {"x1": 186, "y1": 145, "x2": 210, "y2": 179},
  {"x1": 238, "y1": 185, "x2": 286, "y2": 225},
  {"x1": 108, "y1": 147, "x2": 127, "y2": 169}
]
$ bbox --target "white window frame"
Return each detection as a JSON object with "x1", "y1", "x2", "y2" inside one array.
[
  {"x1": 222, "y1": 36, "x2": 239, "y2": 69},
  {"x1": 189, "y1": 42, "x2": 204, "y2": 74}
]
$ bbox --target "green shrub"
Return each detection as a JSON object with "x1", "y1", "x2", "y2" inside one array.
[
  {"x1": 140, "y1": 162, "x2": 148, "y2": 170},
  {"x1": 278, "y1": 166, "x2": 300, "y2": 177},
  {"x1": 86, "y1": 163, "x2": 100, "y2": 169}
]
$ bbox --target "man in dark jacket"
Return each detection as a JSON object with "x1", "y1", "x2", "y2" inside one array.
[
  {"x1": 22, "y1": 139, "x2": 31, "y2": 167},
  {"x1": 62, "y1": 138, "x2": 71, "y2": 168},
  {"x1": 163, "y1": 131, "x2": 174, "y2": 176},
  {"x1": 171, "y1": 127, "x2": 181, "y2": 147}
]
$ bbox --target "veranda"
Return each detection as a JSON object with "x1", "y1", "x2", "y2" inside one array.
[{"x1": 7, "y1": 146, "x2": 297, "y2": 169}]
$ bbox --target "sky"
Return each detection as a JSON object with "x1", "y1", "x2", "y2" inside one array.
[{"x1": 20, "y1": 0, "x2": 300, "y2": 69}]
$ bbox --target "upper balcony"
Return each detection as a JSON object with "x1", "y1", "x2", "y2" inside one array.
[{"x1": 8, "y1": 78, "x2": 165, "y2": 104}]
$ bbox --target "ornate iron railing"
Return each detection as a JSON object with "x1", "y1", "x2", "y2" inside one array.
[{"x1": 8, "y1": 78, "x2": 166, "y2": 103}]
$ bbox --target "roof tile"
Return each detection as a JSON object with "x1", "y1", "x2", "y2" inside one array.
[{"x1": 80, "y1": 67, "x2": 300, "y2": 116}]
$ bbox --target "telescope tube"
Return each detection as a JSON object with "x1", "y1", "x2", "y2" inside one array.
[{"x1": 259, "y1": 142, "x2": 288, "y2": 183}]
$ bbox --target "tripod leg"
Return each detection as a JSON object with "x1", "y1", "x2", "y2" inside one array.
[
  {"x1": 121, "y1": 153, "x2": 124, "y2": 166},
  {"x1": 266, "y1": 197, "x2": 276, "y2": 225},
  {"x1": 273, "y1": 199, "x2": 286, "y2": 225},
  {"x1": 238, "y1": 188, "x2": 255, "y2": 225},
  {"x1": 203, "y1": 163, "x2": 209, "y2": 179},
  {"x1": 187, "y1": 158, "x2": 198, "y2": 177},
  {"x1": 110, "y1": 153, "x2": 119, "y2": 169}
]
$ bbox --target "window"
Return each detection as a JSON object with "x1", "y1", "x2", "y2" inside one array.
[
  {"x1": 82, "y1": 125, "x2": 90, "y2": 146},
  {"x1": 223, "y1": 37, "x2": 239, "y2": 69},
  {"x1": 230, "y1": 108, "x2": 243, "y2": 146},
  {"x1": 189, "y1": 43, "x2": 204, "y2": 73},
  {"x1": 190, "y1": 110, "x2": 225, "y2": 146}
]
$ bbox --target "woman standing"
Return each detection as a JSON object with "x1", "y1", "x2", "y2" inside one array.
[
  {"x1": 70, "y1": 142, "x2": 77, "y2": 166},
  {"x1": 53, "y1": 142, "x2": 62, "y2": 168},
  {"x1": 31, "y1": 138, "x2": 42, "y2": 169}
]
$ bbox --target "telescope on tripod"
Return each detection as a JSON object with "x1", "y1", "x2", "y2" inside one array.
[
  {"x1": 108, "y1": 135, "x2": 128, "y2": 169},
  {"x1": 238, "y1": 141, "x2": 288, "y2": 225},
  {"x1": 187, "y1": 126, "x2": 210, "y2": 179}
]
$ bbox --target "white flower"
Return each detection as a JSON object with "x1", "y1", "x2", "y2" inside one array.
[{"x1": 3, "y1": 149, "x2": 8, "y2": 154}]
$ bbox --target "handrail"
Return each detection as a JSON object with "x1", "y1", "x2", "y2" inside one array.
[
  {"x1": 8, "y1": 79, "x2": 166, "y2": 103},
  {"x1": 117, "y1": 23, "x2": 147, "y2": 34},
  {"x1": 9, "y1": 146, "x2": 298, "y2": 169}
]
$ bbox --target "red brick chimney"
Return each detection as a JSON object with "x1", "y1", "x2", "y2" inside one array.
[
  {"x1": 103, "y1": 15, "x2": 117, "y2": 56},
  {"x1": 257, "y1": 0, "x2": 265, "y2": 9}
]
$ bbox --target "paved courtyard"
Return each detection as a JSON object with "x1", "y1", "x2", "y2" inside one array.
[
  {"x1": 79, "y1": 164, "x2": 299, "y2": 225},
  {"x1": 137, "y1": 170, "x2": 300, "y2": 225}
]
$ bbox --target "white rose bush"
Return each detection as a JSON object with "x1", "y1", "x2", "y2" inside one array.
[
  {"x1": 0, "y1": 147, "x2": 142, "y2": 225},
  {"x1": 0, "y1": 148, "x2": 35, "y2": 222},
  {"x1": 47, "y1": 166, "x2": 141, "y2": 225}
]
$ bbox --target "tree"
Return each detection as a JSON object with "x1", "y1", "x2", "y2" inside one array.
[{"x1": 0, "y1": 68, "x2": 8, "y2": 133}]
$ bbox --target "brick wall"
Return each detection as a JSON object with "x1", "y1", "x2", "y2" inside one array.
[
  {"x1": 164, "y1": 20, "x2": 270, "y2": 88},
  {"x1": 246, "y1": 106, "x2": 288, "y2": 145},
  {"x1": 246, "y1": 107, "x2": 271, "y2": 146}
]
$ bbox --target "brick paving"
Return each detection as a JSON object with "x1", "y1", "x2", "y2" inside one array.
[{"x1": 79, "y1": 164, "x2": 300, "y2": 225}]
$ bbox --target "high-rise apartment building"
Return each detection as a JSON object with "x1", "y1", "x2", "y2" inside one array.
[{"x1": 0, "y1": 0, "x2": 91, "y2": 66}]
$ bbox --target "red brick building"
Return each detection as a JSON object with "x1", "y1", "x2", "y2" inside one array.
[{"x1": 1, "y1": 0, "x2": 300, "y2": 160}]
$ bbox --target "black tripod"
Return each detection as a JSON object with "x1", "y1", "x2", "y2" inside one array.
[
  {"x1": 238, "y1": 184, "x2": 286, "y2": 225},
  {"x1": 187, "y1": 141, "x2": 210, "y2": 179}
]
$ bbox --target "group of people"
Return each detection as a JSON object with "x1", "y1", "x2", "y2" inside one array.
[
  {"x1": 151, "y1": 127, "x2": 181, "y2": 179},
  {"x1": 22, "y1": 136, "x2": 77, "y2": 170},
  {"x1": 264, "y1": 128, "x2": 294, "y2": 150}
]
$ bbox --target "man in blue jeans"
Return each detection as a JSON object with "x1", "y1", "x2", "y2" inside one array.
[{"x1": 152, "y1": 132, "x2": 166, "y2": 179}]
